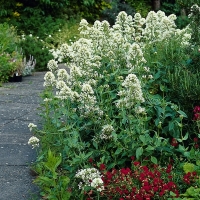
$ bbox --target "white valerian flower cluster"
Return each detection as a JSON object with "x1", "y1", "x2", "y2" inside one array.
[
  {"x1": 28, "y1": 123, "x2": 37, "y2": 132},
  {"x1": 43, "y1": 71, "x2": 56, "y2": 87},
  {"x1": 42, "y1": 10, "x2": 192, "y2": 138},
  {"x1": 189, "y1": 4, "x2": 200, "y2": 18},
  {"x1": 143, "y1": 10, "x2": 177, "y2": 43},
  {"x1": 135, "y1": 106, "x2": 146, "y2": 115},
  {"x1": 117, "y1": 74, "x2": 144, "y2": 108},
  {"x1": 28, "y1": 136, "x2": 40, "y2": 149},
  {"x1": 78, "y1": 83, "x2": 103, "y2": 117},
  {"x1": 75, "y1": 168, "x2": 104, "y2": 192},
  {"x1": 47, "y1": 59, "x2": 58, "y2": 72},
  {"x1": 57, "y1": 69, "x2": 70, "y2": 81},
  {"x1": 49, "y1": 10, "x2": 191, "y2": 79},
  {"x1": 142, "y1": 66, "x2": 153, "y2": 80},
  {"x1": 100, "y1": 124, "x2": 115, "y2": 140}
]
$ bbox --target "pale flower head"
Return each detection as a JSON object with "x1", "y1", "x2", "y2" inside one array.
[
  {"x1": 28, "y1": 123, "x2": 37, "y2": 132},
  {"x1": 75, "y1": 168, "x2": 104, "y2": 191},
  {"x1": 81, "y1": 83, "x2": 94, "y2": 94},
  {"x1": 44, "y1": 71, "x2": 56, "y2": 87},
  {"x1": 47, "y1": 59, "x2": 58, "y2": 72},
  {"x1": 91, "y1": 177, "x2": 104, "y2": 192},
  {"x1": 57, "y1": 69, "x2": 70, "y2": 81},
  {"x1": 28, "y1": 136, "x2": 40, "y2": 149}
]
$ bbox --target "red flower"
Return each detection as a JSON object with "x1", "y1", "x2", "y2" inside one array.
[
  {"x1": 133, "y1": 161, "x2": 140, "y2": 166},
  {"x1": 194, "y1": 106, "x2": 200, "y2": 113},
  {"x1": 171, "y1": 138, "x2": 178, "y2": 147},
  {"x1": 193, "y1": 113, "x2": 200, "y2": 120},
  {"x1": 100, "y1": 163, "x2": 106, "y2": 171},
  {"x1": 193, "y1": 106, "x2": 200, "y2": 120},
  {"x1": 106, "y1": 171, "x2": 113, "y2": 180},
  {"x1": 131, "y1": 156, "x2": 135, "y2": 160},
  {"x1": 195, "y1": 144, "x2": 199, "y2": 149},
  {"x1": 194, "y1": 137, "x2": 198, "y2": 143},
  {"x1": 166, "y1": 164, "x2": 173, "y2": 173},
  {"x1": 120, "y1": 168, "x2": 131, "y2": 175},
  {"x1": 88, "y1": 158, "x2": 93, "y2": 163}
]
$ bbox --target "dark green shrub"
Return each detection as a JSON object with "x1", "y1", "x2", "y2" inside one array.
[
  {"x1": 0, "y1": 23, "x2": 19, "y2": 53},
  {"x1": 19, "y1": 35, "x2": 53, "y2": 71},
  {"x1": 101, "y1": 0, "x2": 135, "y2": 25},
  {"x1": 0, "y1": 53, "x2": 15, "y2": 83},
  {"x1": 125, "y1": 0, "x2": 151, "y2": 17}
]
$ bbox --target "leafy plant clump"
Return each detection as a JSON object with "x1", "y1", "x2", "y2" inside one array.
[{"x1": 29, "y1": 6, "x2": 200, "y2": 200}]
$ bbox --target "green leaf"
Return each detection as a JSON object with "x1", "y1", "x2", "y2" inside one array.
[
  {"x1": 177, "y1": 110, "x2": 187, "y2": 118},
  {"x1": 85, "y1": 152, "x2": 93, "y2": 160},
  {"x1": 136, "y1": 147, "x2": 143, "y2": 159},
  {"x1": 146, "y1": 145, "x2": 155, "y2": 151},
  {"x1": 139, "y1": 135, "x2": 146, "y2": 144},
  {"x1": 43, "y1": 149, "x2": 62, "y2": 178},
  {"x1": 178, "y1": 145, "x2": 186, "y2": 152},
  {"x1": 93, "y1": 141, "x2": 98, "y2": 149},
  {"x1": 169, "y1": 121, "x2": 174, "y2": 131},
  {"x1": 115, "y1": 148, "x2": 123, "y2": 155},
  {"x1": 151, "y1": 156, "x2": 158, "y2": 164},
  {"x1": 182, "y1": 132, "x2": 188, "y2": 140},
  {"x1": 196, "y1": 160, "x2": 200, "y2": 166}
]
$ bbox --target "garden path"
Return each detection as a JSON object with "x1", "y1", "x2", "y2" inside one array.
[{"x1": 0, "y1": 72, "x2": 46, "y2": 200}]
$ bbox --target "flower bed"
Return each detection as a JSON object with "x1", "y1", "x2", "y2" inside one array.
[{"x1": 29, "y1": 5, "x2": 200, "y2": 200}]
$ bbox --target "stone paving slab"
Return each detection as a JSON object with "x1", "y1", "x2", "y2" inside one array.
[
  {"x1": 0, "y1": 94, "x2": 42, "y2": 104},
  {"x1": 0, "y1": 144, "x2": 36, "y2": 165},
  {"x1": 0, "y1": 106, "x2": 30, "y2": 120},
  {"x1": 0, "y1": 166, "x2": 40, "y2": 200},
  {"x1": 0, "y1": 119, "x2": 12, "y2": 126},
  {"x1": 0, "y1": 104, "x2": 38, "y2": 120},
  {"x1": 0, "y1": 119, "x2": 37, "y2": 134},
  {"x1": 1, "y1": 80, "x2": 44, "y2": 91},
  {"x1": 0, "y1": 134, "x2": 32, "y2": 144},
  {"x1": 0, "y1": 89, "x2": 43, "y2": 96},
  {"x1": 20, "y1": 112, "x2": 41, "y2": 121}
]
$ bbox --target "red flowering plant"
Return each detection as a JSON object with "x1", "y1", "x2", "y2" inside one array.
[
  {"x1": 80, "y1": 159, "x2": 183, "y2": 200},
  {"x1": 78, "y1": 157, "x2": 200, "y2": 200},
  {"x1": 193, "y1": 106, "x2": 200, "y2": 133}
]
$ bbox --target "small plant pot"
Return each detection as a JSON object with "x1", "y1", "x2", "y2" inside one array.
[
  {"x1": 8, "y1": 74, "x2": 23, "y2": 82},
  {"x1": 15, "y1": 75, "x2": 22, "y2": 82},
  {"x1": 8, "y1": 76, "x2": 15, "y2": 82}
]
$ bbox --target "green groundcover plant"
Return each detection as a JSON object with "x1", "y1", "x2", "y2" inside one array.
[{"x1": 29, "y1": 6, "x2": 200, "y2": 200}]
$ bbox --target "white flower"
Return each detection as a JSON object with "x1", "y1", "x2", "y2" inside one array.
[
  {"x1": 75, "y1": 168, "x2": 104, "y2": 191},
  {"x1": 91, "y1": 178, "x2": 104, "y2": 192},
  {"x1": 44, "y1": 71, "x2": 56, "y2": 87},
  {"x1": 47, "y1": 60, "x2": 58, "y2": 72},
  {"x1": 117, "y1": 74, "x2": 145, "y2": 108},
  {"x1": 148, "y1": 75, "x2": 153, "y2": 79},
  {"x1": 56, "y1": 80, "x2": 66, "y2": 90},
  {"x1": 28, "y1": 123, "x2": 37, "y2": 132},
  {"x1": 81, "y1": 83, "x2": 94, "y2": 94},
  {"x1": 144, "y1": 66, "x2": 150, "y2": 72},
  {"x1": 28, "y1": 136, "x2": 40, "y2": 149},
  {"x1": 100, "y1": 124, "x2": 114, "y2": 140},
  {"x1": 135, "y1": 106, "x2": 146, "y2": 114},
  {"x1": 57, "y1": 69, "x2": 70, "y2": 81}
]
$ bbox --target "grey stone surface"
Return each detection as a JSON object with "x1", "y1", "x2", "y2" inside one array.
[
  {"x1": 0, "y1": 119, "x2": 36, "y2": 134},
  {"x1": 0, "y1": 166, "x2": 40, "y2": 200},
  {"x1": 0, "y1": 94, "x2": 42, "y2": 104},
  {"x1": 0, "y1": 134, "x2": 32, "y2": 144},
  {"x1": 0, "y1": 144, "x2": 36, "y2": 165},
  {"x1": 0, "y1": 72, "x2": 45, "y2": 200}
]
